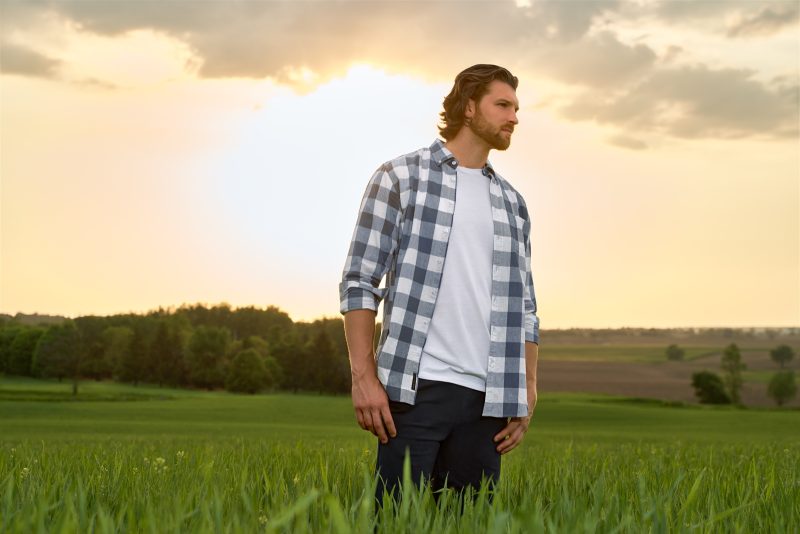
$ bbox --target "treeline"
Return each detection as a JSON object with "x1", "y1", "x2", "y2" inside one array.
[{"x1": 0, "y1": 304, "x2": 371, "y2": 396}]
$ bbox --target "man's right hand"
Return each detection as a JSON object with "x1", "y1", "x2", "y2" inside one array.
[{"x1": 351, "y1": 374, "x2": 397, "y2": 444}]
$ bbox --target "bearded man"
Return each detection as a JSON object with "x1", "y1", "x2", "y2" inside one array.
[{"x1": 339, "y1": 64, "x2": 541, "y2": 504}]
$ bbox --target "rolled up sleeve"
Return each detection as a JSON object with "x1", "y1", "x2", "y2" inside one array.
[{"x1": 339, "y1": 164, "x2": 402, "y2": 314}]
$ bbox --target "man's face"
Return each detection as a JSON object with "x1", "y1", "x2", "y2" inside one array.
[{"x1": 467, "y1": 80, "x2": 519, "y2": 151}]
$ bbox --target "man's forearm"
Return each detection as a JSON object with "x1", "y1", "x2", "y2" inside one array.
[
  {"x1": 525, "y1": 342, "x2": 538, "y2": 386},
  {"x1": 344, "y1": 309, "x2": 378, "y2": 379}
]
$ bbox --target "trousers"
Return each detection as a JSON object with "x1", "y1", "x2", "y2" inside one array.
[{"x1": 374, "y1": 378, "x2": 506, "y2": 505}]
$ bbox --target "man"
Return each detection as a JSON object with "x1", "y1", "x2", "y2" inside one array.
[{"x1": 339, "y1": 64, "x2": 540, "y2": 504}]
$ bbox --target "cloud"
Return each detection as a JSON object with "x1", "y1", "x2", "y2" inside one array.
[
  {"x1": 1, "y1": 0, "x2": 617, "y2": 84},
  {"x1": 0, "y1": 40, "x2": 60, "y2": 77},
  {"x1": 2, "y1": 0, "x2": 796, "y2": 144},
  {"x1": 654, "y1": 0, "x2": 764, "y2": 21},
  {"x1": 726, "y1": 2, "x2": 800, "y2": 38},
  {"x1": 607, "y1": 134, "x2": 648, "y2": 150},
  {"x1": 523, "y1": 0, "x2": 621, "y2": 42},
  {"x1": 651, "y1": 0, "x2": 800, "y2": 38},
  {"x1": 561, "y1": 65, "x2": 799, "y2": 140},
  {"x1": 531, "y1": 30, "x2": 657, "y2": 87}
]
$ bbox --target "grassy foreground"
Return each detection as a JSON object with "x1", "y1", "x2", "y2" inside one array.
[{"x1": 1, "y1": 379, "x2": 798, "y2": 533}]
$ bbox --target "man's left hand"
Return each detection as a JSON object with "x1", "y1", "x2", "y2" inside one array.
[{"x1": 493, "y1": 384, "x2": 537, "y2": 455}]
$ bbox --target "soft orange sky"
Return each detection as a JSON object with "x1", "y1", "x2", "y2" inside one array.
[{"x1": 1, "y1": 0, "x2": 798, "y2": 328}]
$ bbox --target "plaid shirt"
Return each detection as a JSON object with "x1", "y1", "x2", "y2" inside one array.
[{"x1": 339, "y1": 138, "x2": 539, "y2": 417}]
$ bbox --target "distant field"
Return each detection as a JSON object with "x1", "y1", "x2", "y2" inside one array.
[
  {"x1": 1, "y1": 379, "x2": 798, "y2": 532},
  {"x1": 539, "y1": 345, "x2": 719, "y2": 362}
]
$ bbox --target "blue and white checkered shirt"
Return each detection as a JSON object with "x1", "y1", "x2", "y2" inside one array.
[{"x1": 339, "y1": 138, "x2": 539, "y2": 417}]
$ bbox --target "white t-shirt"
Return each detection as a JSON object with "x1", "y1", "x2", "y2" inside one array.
[{"x1": 418, "y1": 165, "x2": 493, "y2": 392}]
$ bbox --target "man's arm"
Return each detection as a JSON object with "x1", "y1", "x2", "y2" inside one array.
[
  {"x1": 494, "y1": 194, "x2": 540, "y2": 454},
  {"x1": 493, "y1": 341, "x2": 538, "y2": 454},
  {"x1": 343, "y1": 309, "x2": 396, "y2": 444},
  {"x1": 339, "y1": 164, "x2": 403, "y2": 443}
]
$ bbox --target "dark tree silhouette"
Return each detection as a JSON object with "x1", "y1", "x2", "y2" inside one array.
[
  {"x1": 32, "y1": 321, "x2": 81, "y2": 395},
  {"x1": 767, "y1": 371, "x2": 797, "y2": 407},
  {"x1": 770, "y1": 345, "x2": 795, "y2": 369},
  {"x1": 226, "y1": 348, "x2": 268, "y2": 393},
  {"x1": 665, "y1": 344, "x2": 685, "y2": 361},
  {"x1": 691, "y1": 371, "x2": 730, "y2": 404},
  {"x1": 721, "y1": 343, "x2": 746, "y2": 405}
]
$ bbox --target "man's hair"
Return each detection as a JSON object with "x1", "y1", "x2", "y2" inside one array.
[{"x1": 438, "y1": 64, "x2": 519, "y2": 141}]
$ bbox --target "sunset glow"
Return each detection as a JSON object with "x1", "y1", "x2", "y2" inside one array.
[{"x1": 1, "y1": 1, "x2": 797, "y2": 328}]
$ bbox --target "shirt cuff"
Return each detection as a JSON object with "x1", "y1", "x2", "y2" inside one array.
[
  {"x1": 525, "y1": 313, "x2": 540, "y2": 344},
  {"x1": 339, "y1": 285, "x2": 381, "y2": 315}
]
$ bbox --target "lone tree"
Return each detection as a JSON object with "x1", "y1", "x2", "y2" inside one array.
[
  {"x1": 691, "y1": 371, "x2": 730, "y2": 404},
  {"x1": 721, "y1": 343, "x2": 746, "y2": 405},
  {"x1": 665, "y1": 344, "x2": 685, "y2": 361},
  {"x1": 767, "y1": 371, "x2": 797, "y2": 407},
  {"x1": 770, "y1": 345, "x2": 795, "y2": 369}
]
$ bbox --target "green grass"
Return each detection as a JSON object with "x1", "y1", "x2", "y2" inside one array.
[{"x1": 1, "y1": 378, "x2": 798, "y2": 532}]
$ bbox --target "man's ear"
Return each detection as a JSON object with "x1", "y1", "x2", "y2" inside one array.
[{"x1": 465, "y1": 99, "x2": 476, "y2": 120}]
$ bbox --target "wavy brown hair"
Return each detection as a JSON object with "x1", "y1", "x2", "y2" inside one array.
[{"x1": 438, "y1": 64, "x2": 519, "y2": 141}]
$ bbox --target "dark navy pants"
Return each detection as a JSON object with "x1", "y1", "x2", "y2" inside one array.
[{"x1": 375, "y1": 378, "x2": 506, "y2": 505}]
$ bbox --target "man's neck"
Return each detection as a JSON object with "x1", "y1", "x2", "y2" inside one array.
[{"x1": 444, "y1": 131, "x2": 491, "y2": 169}]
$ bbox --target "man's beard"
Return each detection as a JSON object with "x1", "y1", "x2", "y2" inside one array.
[{"x1": 468, "y1": 109, "x2": 512, "y2": 150}]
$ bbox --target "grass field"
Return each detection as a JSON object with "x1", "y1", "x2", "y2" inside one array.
[{"x1": 1, "y1": 377, "x2": 798, "y2": 532}]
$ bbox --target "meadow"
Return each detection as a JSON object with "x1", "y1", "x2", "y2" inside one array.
[{"x1": 1, "y1": 377, "x2": 798, "y2": 533}]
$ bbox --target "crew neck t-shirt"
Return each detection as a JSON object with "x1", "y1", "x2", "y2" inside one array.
[{"x1": 417, "y1": 165, "x2": 493, "y2": 392}]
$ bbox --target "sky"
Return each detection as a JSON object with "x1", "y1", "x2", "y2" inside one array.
[{"x1": 0, "y1": 0, "x2": 798, "y2": 329}]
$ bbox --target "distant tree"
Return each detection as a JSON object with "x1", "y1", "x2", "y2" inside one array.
[
  {"x1": 240, "y1": 335, "x2": 282, "y2": 389},
  {"x1": 691, "y1": 371, "x2": 731, "y2": 404},
  {"x1": 32, "y1": 321, "x2": 82, "y2": 395},
  {"x1": 305, "y1": 328, "x2": 338, "y2": 393},
  {"x1": 75, "y1": 316, "x2": 112, "y2": 379},
  {"x1": 262, "y1": 355, "x2": 282, "y2": 390},
  {"x1": 118, "y1": 324, "x2": 149, "y2": 386},
  {"x1": 185, "y1": 326, "x2": 231, "y2": 389},
  {"x1": 102, "y1": 326, "x2": 134, "y2": 379},
  {"x1": 225, "y1": 349, "x2": 268, "y2": 393},
  {"x1": 151, "y1": 319, "x2": 188, "y2": 387},
  {"x1": 721, "y1": 343, "x2": 746, "y2": 405},
  {"x1": 767, "y1": 371, "x2": 797, "y2": 407},
  {"x1": 770, "y1": 345, "x2": 795, "y2": 369},
  {"x1": 271, "y1": 329, "x2": 307, "y2": 392},
  {"x1": 0, "y1": 327, "x2": 23, "y2": 374},
  {"x1": 7, "y1": 327, "x2": 45, "y2": 376},
  {"x1": 665, "y1": 344, "x2": 685, "y2": 361}
]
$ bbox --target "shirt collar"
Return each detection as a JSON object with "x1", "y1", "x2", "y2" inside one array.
[{"x1": 430, "y1": 138, "x2": 496, "y2": 179}]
